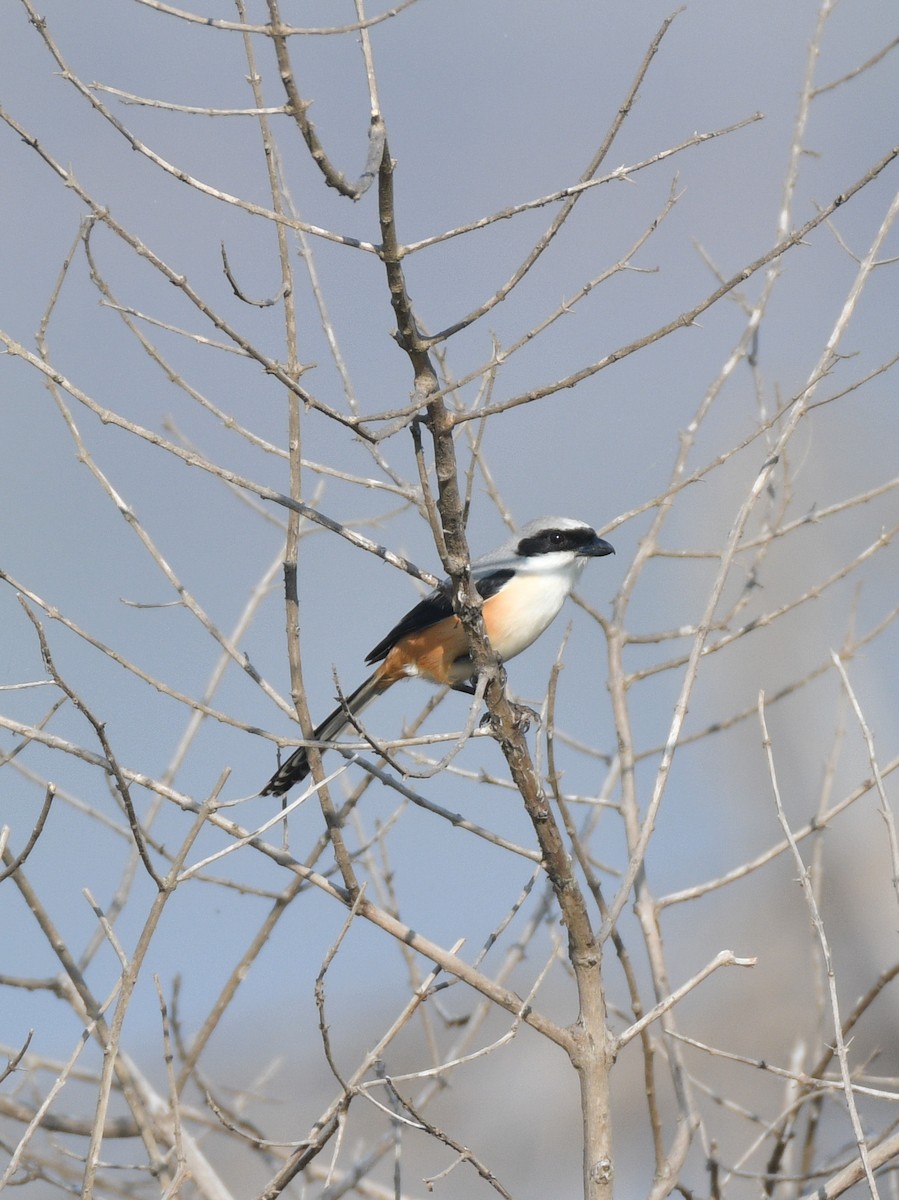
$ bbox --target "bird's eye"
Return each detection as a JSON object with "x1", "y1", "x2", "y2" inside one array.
[{"x1": 550, "y1": 532, "x2": 563, "y2": 545}]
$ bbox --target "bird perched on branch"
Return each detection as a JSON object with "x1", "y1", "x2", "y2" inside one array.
[{"x1": 261, "y1": 516, "x2": 614, "y2": 795}]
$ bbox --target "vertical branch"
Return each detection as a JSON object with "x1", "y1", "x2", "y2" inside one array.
[
  {"x1": 831, "y1": 652, "x2": 899, "y2": 906},
  {"x1": 758, "y1": 694, "x2": 881, "y2": 1199},
  {"x1": 267, "y1": 0, "x2": 385, "y2": 198},
  {"x1": 376, "y1": 132, "x2": 614, "y2": 1200},
  {"x1": 239, "y1": 0, "x2": 359, "y2": 890}
]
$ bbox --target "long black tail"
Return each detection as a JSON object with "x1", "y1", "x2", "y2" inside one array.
[{"x1": 260, "y1": 672, "x2": 386, "y2": 796}]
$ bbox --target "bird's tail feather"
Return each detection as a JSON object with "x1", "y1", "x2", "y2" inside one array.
[{"x1": 260, "y1": 671, "x2": 387, "y2": 796}]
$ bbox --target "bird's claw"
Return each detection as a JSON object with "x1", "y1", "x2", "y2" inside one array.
[
  {"x1": 478, "y1": 703, "x2": 541, "y2": 737},
  {"x1": 511, "y1": 702, "x2": 541, "y2": 733},
  {"x1": 478, "y1": 709, "x2": 501, "y2": 734}
]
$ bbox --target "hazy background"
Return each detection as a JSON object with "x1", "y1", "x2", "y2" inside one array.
[{"x1": 2, "y1": 2, "x2": 898, "y2": 1196}]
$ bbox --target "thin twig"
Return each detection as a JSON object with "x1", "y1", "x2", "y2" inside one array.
[{"x1": 758, "y1": 692, "x2": 881, "y2": 1199}]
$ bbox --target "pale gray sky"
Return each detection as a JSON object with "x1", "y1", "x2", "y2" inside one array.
[{"x1": 2, "y1": 3, "x2": 898, "y2": 1195}]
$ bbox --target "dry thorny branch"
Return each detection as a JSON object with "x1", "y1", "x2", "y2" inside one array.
[{"x1": 1, "y1": 3, "x2": 898, "y2": 1199}]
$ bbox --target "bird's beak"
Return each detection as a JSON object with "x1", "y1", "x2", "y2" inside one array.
[{"x1": 583, "y1": 535, "x2": 615, "y2": 558}]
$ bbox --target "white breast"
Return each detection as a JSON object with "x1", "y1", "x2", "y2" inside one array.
[{"x1": 479, "y1": 554, "x2": 586, "y2": 661}]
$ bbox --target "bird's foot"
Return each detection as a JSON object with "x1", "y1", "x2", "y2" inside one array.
[
  {"x1": 478, "y1": 702, "x2": 541, "y2": 736},
  {"x1": 478, "y1": 709, "x2": 500, "y2": 734},
  {"x1": 510, "y1": 702, "x2": 541, "y2": 733}
]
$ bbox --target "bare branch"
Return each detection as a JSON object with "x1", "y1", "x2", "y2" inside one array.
[
  {"x1": 616, "y1": 951, "x2": 756, "y2": 1051},
  {"x1": 759, "y1": 692, "x2": 881, "y2": 1198},
  {"x1": 130, "y1": 0, "x2": 421, "y2": 36}
]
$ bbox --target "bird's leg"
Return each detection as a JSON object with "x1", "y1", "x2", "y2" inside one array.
[{"x1": 450, "y1": 677, "x2": 478, "y2": 696}]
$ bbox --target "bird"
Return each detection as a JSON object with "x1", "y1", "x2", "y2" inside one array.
[{"x1": 261, "y1": 516, "x2": 614, "y2": 795}]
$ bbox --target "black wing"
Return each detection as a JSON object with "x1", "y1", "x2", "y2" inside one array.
[{"x1": 365, "y1": 568, "x2": 514, "y2": 664}]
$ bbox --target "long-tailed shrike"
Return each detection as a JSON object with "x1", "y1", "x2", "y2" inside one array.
[{"x1": 261, "y1": 516, "x2": 614, "y2": 795}]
